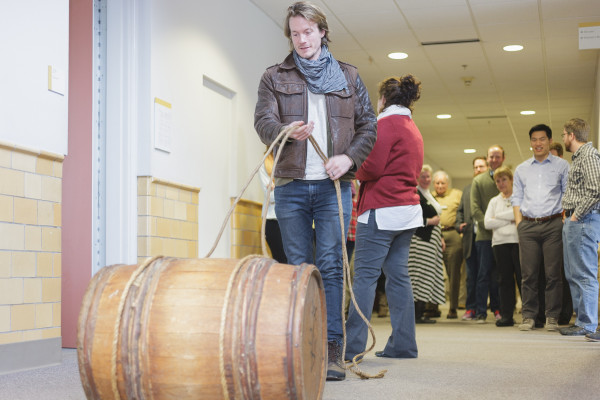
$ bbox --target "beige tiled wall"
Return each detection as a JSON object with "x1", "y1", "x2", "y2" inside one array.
[
  {"x1": 0, "y1": 142, "x2": 63, "y2": 345},
  {"x1": 230, "y1": 199, "x2": 264, "y2": 258},
  {"x1": 137, "y1": 177, "x2": 199, "y2": 263}
]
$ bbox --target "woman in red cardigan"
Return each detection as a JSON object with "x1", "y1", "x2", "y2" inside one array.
[{"x1": 345, "y1": 75, "x2": 424, "y2": 360}]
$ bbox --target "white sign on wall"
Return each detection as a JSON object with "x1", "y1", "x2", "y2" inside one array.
[
  {"x1": 579, "y1": 22, "x2": 600, "y2": 50},
  {"x1": 154, "y1": 97, "x2": 172, "y2": 152}
]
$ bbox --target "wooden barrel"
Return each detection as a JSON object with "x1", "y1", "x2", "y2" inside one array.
[{"x1": 77, "y1": 256, "x2": 326, "y2": 400}]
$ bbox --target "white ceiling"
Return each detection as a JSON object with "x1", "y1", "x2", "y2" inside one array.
[{"x1": 250, "y1": 0, "x2": 600, "y2": 179}]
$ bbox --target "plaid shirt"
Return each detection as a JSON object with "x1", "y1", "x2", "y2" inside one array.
[{"x1": 562, "y1": 142, "x2": 600, "y2": 219}]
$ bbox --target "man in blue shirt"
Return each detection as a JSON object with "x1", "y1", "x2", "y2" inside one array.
[{"x1": 512, "y1": 124, "x2": 570, "y2": 331}]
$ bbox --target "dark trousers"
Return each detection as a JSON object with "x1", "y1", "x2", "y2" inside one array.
[
  {"x1": 517, "y1": 218, "x2": 563, "y2": 319},
  {"x1": 492, "y1": 243, "x2": 522, "y2": 320},
  {"x1": 265, "y1": 219, "x2": 287, "y2": 264},
  {"x1": 442, "y1": 230, "x2": 463, "y2": 311}
]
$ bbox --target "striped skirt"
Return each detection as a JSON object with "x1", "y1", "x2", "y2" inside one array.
[{"x1": 407, "y1": 225, "x2": 446, "y2": 304}]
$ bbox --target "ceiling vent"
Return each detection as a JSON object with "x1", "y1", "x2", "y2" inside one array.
[{"x1": 421, "y1": 38, "x2": 480, "y2": 46}]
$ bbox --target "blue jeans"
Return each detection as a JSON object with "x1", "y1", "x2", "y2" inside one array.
[
  {"x1": 465, "y1": 236, "x2": 479, "y2": 311},
  {"x1": 474, "y1": 240, "x2": 500, "y2": 317},
  {"x1": 345, "y1": 210, "x2": 417, "y2": 359},
  {"x1": 563, "y1": 213, "x2": 600, "y2": 332},
  {"x1": 275, "y1": 179, "x2": 351, "y2": 344}
]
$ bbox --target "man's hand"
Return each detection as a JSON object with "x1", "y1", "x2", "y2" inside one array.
[
  {"x1": 458, "y1": 222, "x2": 467, "y2": 232},
  {"x1": 325, "y1": 155, "x2": 353, "y2": 180},
  {"x1": 286, "y1": 120, "x2": 314, "y2": 141}
]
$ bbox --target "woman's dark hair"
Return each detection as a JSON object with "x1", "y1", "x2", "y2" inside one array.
[{"x1": 378, "y1": 75, "x2": 421, "y2": 112}]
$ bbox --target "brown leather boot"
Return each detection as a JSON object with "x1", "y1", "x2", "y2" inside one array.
[{"x1": 326, "y1": 341, "x2": 346, "y2": 381}]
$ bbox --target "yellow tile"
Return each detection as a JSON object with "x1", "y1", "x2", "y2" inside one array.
[
  {"x1": 24, "y1": 225, "x2": 41, "y2": 251},
  {"x1": 11, "y1": 304, "x2": 36, "y2": 330},
  {"x1": 0, "y1": 148, "x2": 11, "y2": 168},
  {"x1": 52, "y1": 161, "x2": 63, "y2": 178},
  {"x1": 12, "y1": 251, "x2": 36, "y2": 277},
  {"x1": 175, "y1": 240, "x2": 187, "y2": 258},
  {"x1": 165, "y1": 186, "x2": 179, "y2": 200},
  {"x1": 41, "y1": 176, "x2": 61, "y2": 202},
  {"x1": 0, "y1": 251, "x2": 10, "y2": 278},
  {"x1": 155, "y1": 184, "x2": 166, "y2": 198},
  {"x1": 35, "y1": 303, "x2": 53, "y2": 328},
  {"x1": 0, "y1": 167, "x2": 25, "y2": 197},
  {"x1": 182, "y1": 221, "x2": 195, "y2": 241},
  {"x1": 53, "y1": 203, "x2": 61, "y2": 227},
  {"x1": 187, "y1": 241, "x2": 197, "y2": 258},
  {"x1": 41, "y1": 227, "x2": 61, "y2": 252},
  {"x1": 174, "y1": 201, "x2": 186, "y2": 221},
  {"x1": 149, "y1": 237, "x2": 164, "y2": 256},
  {"x1": 0, "y1": 306, "x2": 9, "y2": 332},
  {"x1": 0, "y1": 278, "x2": 23, "y2": 304},
  {"x1": 137, "y1": 237, "x2": 149, "y2": 257},
  {"x1": 0, "y1": 195, "x2": 13, "y2": 222},
  {"x1": 14, "y1": 197, "x2": 37, "y2": 225},
  {"x1": 22, "y1": 330, "x2": 43, "y2": 341},
  {"x1": 37, "y1": 201, "x2": 53, "y2": 226},
  {"x1": 52, "y1": 253, "x2": 61, "y2": 277},
  {"x1": 155, "y1": 217, "x2": 172, "y2": 237},
  {"x1": 186, "y1": 203, "x2": 198, "y2": 223},
  {"x1": 37, "y1": 253, "x2": 53, "y2": 277},
  {"x1": 137, "y1": 216, "x2": 153, "y2": 236},
  {"x1": 36, "y1": 157, "x2": 54, "y2": 176},
  {"x1": 42, "y1": 278, "x2": 61, "y2": 302},
  {"x1": 11, "y1": 152, "x2": 36, "y2": 173},
  {"x1": 138, "y1": 195, "x2": 150, "y2": 216},
  {"x1": 191, "y1": 192, "x2": 199, "y2": 204},
  {"x1": 0, "y1": 331, "x2": 22, "y2": 345},
  {"x1": 23, "y1": 278, "x2": 42, "y2": 303},
  {"x1": 52, "y1": 302, "x2": 61, "y2": 326},
  {"x1": 150, "y1": 196, "x2": 164, "y2": 217},
  {"x1": 41, "y1": 327, "x2": 61, "y2": 339},
  {"x1": 137, "y1": 176, "x2": 151, "y2": 196},
  {"x1": 163, "y1": 238, "x2": 176, "y2": 256},
  {"x1": 0, "y1": 222, "x2": 25, "y2": 250},
  {"x1": 178, "y1": 189, "x2": 192, "y2": 203},
  {"x1": 23, "y1": 172, "x2": 41, "y2": 199},
  {"x1": 163, "y1": 199, "x2": 176, "y2": 219}
]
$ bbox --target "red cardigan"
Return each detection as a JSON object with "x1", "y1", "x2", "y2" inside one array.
[{"x1": 356, "y1": 114, "x2": 424, "y2": 215}]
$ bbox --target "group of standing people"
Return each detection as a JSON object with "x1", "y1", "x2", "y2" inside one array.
[{"x1": 254, "y1": 0, "x2": 600, "y2": 383}]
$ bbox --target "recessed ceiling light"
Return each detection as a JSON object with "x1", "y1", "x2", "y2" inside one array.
[
  {"x1": 388, "y1": 52, "x2": 408, "y2": 60},
  {"x1": 437, "y1": 114, "x2": 451, "y2": 119},
  {"x1": 520, "y1": 110, "x2": 536, "y2": 115},
  {"x1": 464, "y1": 149, "x2": 476, "y2": 154},
  {"x1": 503, "y1": 45, "x2": 523, "y2": 52}
]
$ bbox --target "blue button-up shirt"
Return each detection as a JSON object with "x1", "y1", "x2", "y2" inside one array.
[{"x1": 511, "y1": 154, "x2": 570, "y2": 218}]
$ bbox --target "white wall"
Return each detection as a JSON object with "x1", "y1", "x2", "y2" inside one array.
[
  {"x1": 0, "y1": 0, "x2": 69, "y2": 155},
  {"x1": 146, "y1": 0, "x2": 288, "y2": 202}
]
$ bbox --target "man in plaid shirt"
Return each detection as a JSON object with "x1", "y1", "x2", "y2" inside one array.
[{"x1": 559, "y1": 118, "x2": 600, "y2": 339}]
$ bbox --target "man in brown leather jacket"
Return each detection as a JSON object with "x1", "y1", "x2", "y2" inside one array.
[{"x1": 254, "y1": 1, "x2": 376, "y2": 381}]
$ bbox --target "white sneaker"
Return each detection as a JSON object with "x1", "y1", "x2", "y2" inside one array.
[{"x1": 519, "y1": 318, "x2": 535, "y2": 331}]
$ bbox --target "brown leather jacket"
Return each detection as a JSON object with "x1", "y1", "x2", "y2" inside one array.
[{"x1": 254, "y1": 53, "x2": 377, "y2": 179}]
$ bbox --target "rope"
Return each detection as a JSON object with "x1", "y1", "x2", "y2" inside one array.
[
  {"x1": 110, "y1": 255, "x2": 163, "y2": 400},
  {"x1": 219, "y1": 254, "x2": 263, "y2": 400}
]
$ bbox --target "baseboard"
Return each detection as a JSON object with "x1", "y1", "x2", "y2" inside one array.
[{"x1": 0, "y1": 337, "x2": 62, "y2": 375}]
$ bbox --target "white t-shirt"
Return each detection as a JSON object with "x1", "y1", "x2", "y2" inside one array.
[{"x1": 304, "y1": 90, "x2": 328, "y2": 180}]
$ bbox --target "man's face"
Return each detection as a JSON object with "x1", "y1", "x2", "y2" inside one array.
[
  {"x1": 473, "y1": 159, "x2": 488, "y2": 176},
  {"x1": 289, "y1": 15, "x2": 325, "y2": 61},
  {"x1": 562, "y1": 129, "x2": 573, "y2": 152},
  {"x1": 530, "y1": 130, "x2": 550, "y2": 159},
  {"x1": 487, "y1": 147, "x2": 504, "y2": 171},
  {"x1": 434, "y1": 176, "x2": 448, "y2": 196}
]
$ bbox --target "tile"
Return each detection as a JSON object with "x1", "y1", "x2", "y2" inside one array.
[
  {"x1": 52, "y1": 161, "x2": 63, "y2": 178},
  {"x1": 0, "y1": 306, "x2": 9, "y2": 332},
  {"x1": 11, "y1": 304, "x2": 36, "y2": 330},
  {"x1": 174, "y1": 201, "x2": 186, "y2": 221},
  {"x1": 22, "y1": 330, "x2": 43, "y2": 341},
  {"x1": 0, "y1": 168, "x2": 25, "y2": 197},
  {"x1": 41, "y1": 278, "x2": 61, "y2": 302},
  {"x1": 137, "y1": 176, "x2": 151, "y2": 196},
  {"x1": 191, "y1": 192, "x2": 199, "y2": 204},
  {"x1": 35, "y1": 303, "x2": 53, "y2": 328},
  {"x1": 36, "y1": 157, "x2": 54, "y2": 176},
  {"x1": 24, "y1": 225, "x2": 41, "y2": 251},
  {"x1": 164, "y1": 186, "x2": 179, "y2": 201},
  {"x1": 41, "y1": 176, "x2": 61, "y2": 202},
  {"x1": 37, "y1": 201, "x2": 54, "y2": 226},
  {"x1": 178, "y1": 190, "x2": 192, "y2": 203},
  {"x1": 41, "y1": 227, "x2": 61, "y2": 252},
  {"x1": 150, "y1": 197, "x2": 164, "y2": 217},
  {"x1": 52, "y1": 254, "x2": 61, "y2": 277},
  {"x1": 0, "y1": 148, "x2": 11, "y2": 168},
  {"x1": 53, "y1": 203, "x2": 61, "y2": 227},
  {"x1": 0, "y1": 332, "x2": 22, "y2": 345},
  {"x1": 12, "y1": 251, "x2": 36, "y2": 277},
  {"x1": 0, "y1": 251, "x2": 10, "y2": 278},
  {"x1": 52, "y1": 302, "x2": 61, "y2": 326},
  {"x1": 11, "y1": 152, "x2": 36, "y2": 173},
  {"x1": 14, "y1": 197, "x2": 37, "y2": 225},
  {"x1": 23, "y1": 173, "x2": 41, "y2": 199},
  {"x1": 0, "y1": 222, "x2": 25, "y2": 250},
  {"x1": 41, "y1": 327, "x2": 61, "y2": 339},
  {"x1": 23, "y1": 278, "x2": 42, "y2": 303},
  {"x1": 137, "y1": 195, "x2": 150, "y2": 216},
  {"x1": 0, "y1": 195, "x2": 13, "y2": 222},
  {"x1": 37, "y1": 253, "x2": 53, "y2": 277},
  {"x1": 186, "y1": 203, "x2": 198, "y2": 222}
]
